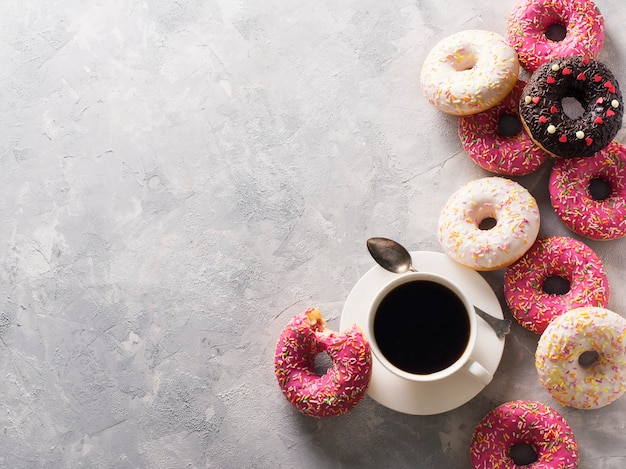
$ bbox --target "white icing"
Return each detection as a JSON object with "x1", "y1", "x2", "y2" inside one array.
[
  {"x1": 438, "y1": 177, "x2": 540, "y2": 270},
  {"x1": 420, "y1": 30, "x2": 520, "y2": 115}
]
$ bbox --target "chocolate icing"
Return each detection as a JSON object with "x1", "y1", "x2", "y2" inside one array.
[{"x1": 519, "y1": 57, "x2": 623, "y2": 158}]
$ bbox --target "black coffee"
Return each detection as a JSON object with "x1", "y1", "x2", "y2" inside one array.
[{"x1": 373, "y1": 280, "x2": 470, "y2": 375}]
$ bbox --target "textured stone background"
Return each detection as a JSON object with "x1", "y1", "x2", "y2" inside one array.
[{"x1": 1, "y1": 0, "x2": 626, "y2": 467}]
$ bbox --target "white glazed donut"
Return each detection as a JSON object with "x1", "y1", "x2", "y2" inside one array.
[
  {"x1": 420, "y1": 30, "x2": 520, "y2": 115},
  {"x1": 438, "y1": 177, "x2": 540, "y2": 271},
  {"x1": 536, "y1": 306, "x2": 626, "y2": 409}
]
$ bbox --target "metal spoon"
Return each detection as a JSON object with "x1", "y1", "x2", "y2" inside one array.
[{"x1": 366, "y1": 237, "x2": 511, "y2": 339}]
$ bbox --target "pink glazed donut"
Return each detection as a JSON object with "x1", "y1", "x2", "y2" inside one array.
[
  {"x1": 550, "y1": 141, "x2": 626, "y2": 240},
  {"x1": 458, "y1": 80, "x2": 550, "y2": 176},
  {"x1": 506, "y1": 0, "x2": 605, "y2": 73},
  {"x1": 274, "y1": 308, "x2": 372, "y2": 417},
  {"x1": 504, "y1": 236, "x2": 609, "y2": 334},
  {"x1": 470, "y1": 400, "x2": 578, "y2": 468}
]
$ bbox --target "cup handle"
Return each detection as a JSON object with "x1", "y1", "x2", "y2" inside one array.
[{"x1": 464, "y1": 359, "x2": 492, "y2": 385}]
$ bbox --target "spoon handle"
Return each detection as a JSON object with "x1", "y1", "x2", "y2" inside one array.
[{"x1": 474, "y1": 306, "x2": 511, "y2": 339}]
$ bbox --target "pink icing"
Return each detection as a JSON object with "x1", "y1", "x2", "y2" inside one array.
[
  {"x1": 549, "y1": 141, "x2": 626, "y2": 240},
  {"x1": 506, "y1": 0, "x2": 604, "y2": 73},
  {"x1": 470, "y1": 400, "x2": 578, "y2": 468},
  {"x1": 274, "y1": 308, "x2": 372, "y2": 417},
  {"x1": 504, "y1": 236, "x2": 609, "y2": 334},
  {"x1": 458, "y1": 80, "x2": 550, "y2": 176}
]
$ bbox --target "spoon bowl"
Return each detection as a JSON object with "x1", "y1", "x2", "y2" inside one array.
[{"x1": 367, "y1": 237, "x2": 416, "y2": 273}]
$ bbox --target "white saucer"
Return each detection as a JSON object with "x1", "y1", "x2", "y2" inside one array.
[{"x1": 340, "y1": 251, "x2": 505, "y2": 415}]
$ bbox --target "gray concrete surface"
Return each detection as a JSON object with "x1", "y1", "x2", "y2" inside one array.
[{"x1": 2, "y1": 0, "x2": 626, "y2": 467}]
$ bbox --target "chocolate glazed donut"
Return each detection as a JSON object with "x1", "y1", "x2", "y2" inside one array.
[{"x1": 519, "y1": 57, "x2": 623, "y2": 158}]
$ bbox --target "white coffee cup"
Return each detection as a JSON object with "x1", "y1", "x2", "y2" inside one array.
[{"x1": 366, "y1": 271, "x2": 492, "y2": 385}]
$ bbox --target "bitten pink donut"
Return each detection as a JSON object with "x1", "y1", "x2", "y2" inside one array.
[
  {"x1": 550, "y1": 141, "x2": 626, "y2": 240},
  {"x1": 504, "y1": 236, "x2": 609, "y2": 334},
  {"x1": 274, "y1": 308, "x2": 372, "y2": 417},
  {"x1": 536, "y1": 307, "x2": 626, "y2": 409},
  {"x1": 458, "y1": 80, "x2": 550, "y2": 176},
  {"x1": 470, "y1": 400, "x2": 578, "y2": 468},
  {"x1": 506, "y1": 0, "x2": 604, "y2": 73}
]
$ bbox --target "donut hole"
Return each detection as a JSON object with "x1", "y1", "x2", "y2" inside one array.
[
  {"x1": 544, "y1": 23, "x2": 567, "y2": 42},
  {"x1": 313, "y1": 351, "x2": 333, "y2": 376},
  {"x1": 452, "y1": 54, "x2": 477, "y2": 72},
  {"x1": 510, "y1": 443, "x2": 539, "y2": 466},
  {"x1": 589, "y1": 177, "x2": 612, "y2": 201},
  {"x1": 542, "y1": 275, "x2": 571, "y2": 295},
  {"x1": 561, "y1": 96, "x2": 585, "y2": 119},
  {"x1": 497, "y1": 113, "x2": 523, "y2": 137},
  {"x1": 579, "y1": 350, "x2": 601, "y2": 368},
  {"x1": 478, "y1": 217, "x2": 497, "y2": 230}
]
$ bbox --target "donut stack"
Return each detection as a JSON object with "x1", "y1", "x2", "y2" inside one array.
[{"x1": 420, "y1": 0, "x2": 626, "y2": 466}]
